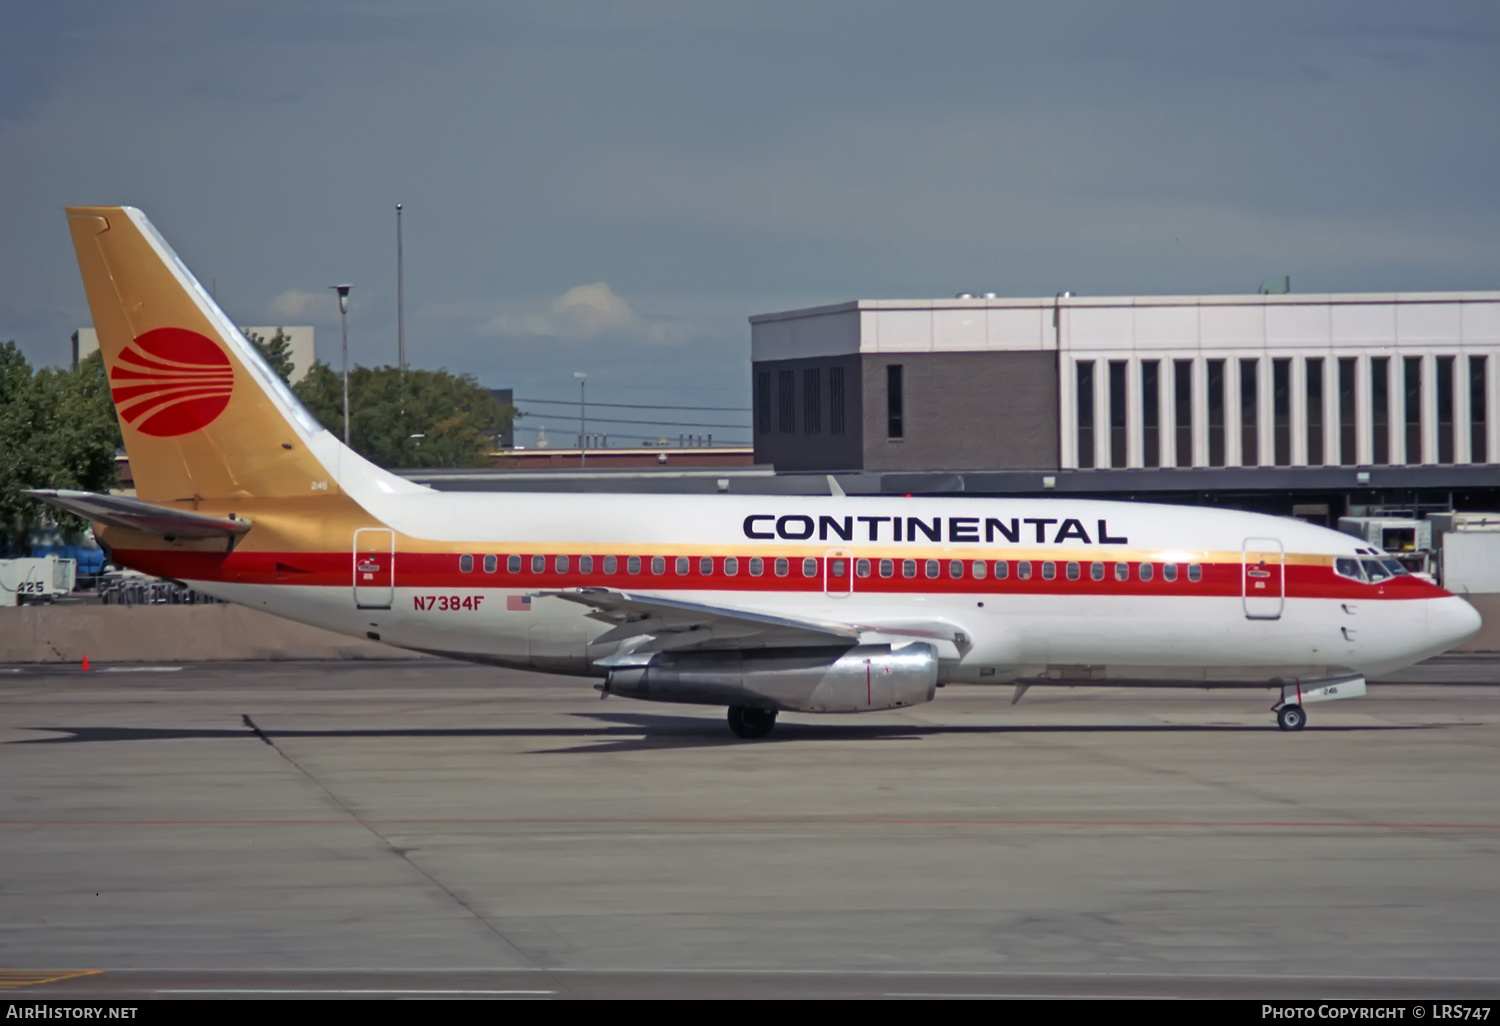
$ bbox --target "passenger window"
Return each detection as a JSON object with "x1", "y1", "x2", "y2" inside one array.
[
  {"x1": 1042, "y1": 561, "x2": 1056, "y2": 580},
  {"x1": 579, "y1": 556, "x2": 593, "y2": 574},
  {"x1": 775, "y1": 558, "x2": 789, "y2": 577},
  {"x1": 627, "y1": 556, "x2": 641, "y2": 574},
  {"x1": 949, "y1": 560, "x2": 963, "y2": 579},
  {"x1": 459, "y1": 554, "x2": 473, "y2": 573},
  {"x1": 830, "y1": 559, "x2": 847, "y2": 578},
  {"x1": 508, "y1": 554, "x2": 521, "y2": 573},
  {"x1": 925, "y1": 560, "x2": 939, "y2": 579},
  {"x1": 725, "y1": 557, "x2": 739, "y2": 576},
  {"x1": 1066, "y1": 561, "x2": 1080, "y2": 581},
  {"x1": 855, "y1": 559, "x2": 871, "y2": 578},
  {"x1": 1114, "y1": 562, "x2": 1128, "y2": 582},
  {"x1": 1139, "y1": 562, "x2": 1153, "y2": 582},
  {"x1": 531, "y1": 555, "x2": 545, "y2": 574},
  {"x1": 1188, "y1": 563, "x2": 1202, "y2": 583},
  {"x1": 1362, "y1": 559, "x2": 1392, "y2": 583},
  {"x1": 902, "y1": 559, "x2": 917, "y2": 578},
  {"x1": 651, "y1": 556, "x2": 665, "y2": 575},
  {"x1": 802, "y1": 558, "x2": 818, "y2": 577},
  {"x1": 675, "y1": 556, "x2": 689, "y2": 575},
  {"x1": 1091, "y1": 562, "x2": 1105, "y2": 581},
  {"x1": 879, "y1": 559, "x2": 894, "y2": 578},
  {"x1": 972, "y1": 560, "x2": 987, "y2": 580},
  {"x1": 993, "y1": 561, "x2": 1008, "y2": 580},
  {"x1": 1334, "y1": 557, "x2": 1363, "y2": 581},
  {"x1": 604, "y1": 556, "x2": 618, "y2": 575},
  {"x1": 555, "y1": 555, "x2": 569, "y2": 574},
  {"x1": 1016, "y1": 561, "x2": 1031, "y2": 580},
  {"x1": 483, "y1": 554, "x2": 496, "y2": 574},
  {"x1": 1163, "y1": 563, "x2": 1178, "y2": 582},
  {"x1": 700, "y1": 557, "x2": 713, "y2": 576},
  {"x1": 749, "y1": 557, "x2": 764, "y2": 576}
]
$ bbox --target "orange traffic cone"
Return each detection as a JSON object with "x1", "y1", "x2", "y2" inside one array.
[{"x1": 81, "y1": 655, "x2": 91, "y2": 671}]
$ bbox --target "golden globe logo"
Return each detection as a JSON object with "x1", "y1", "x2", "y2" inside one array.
[{"x1": 109, "y1": 327, "x2": 234, "y2": 437}]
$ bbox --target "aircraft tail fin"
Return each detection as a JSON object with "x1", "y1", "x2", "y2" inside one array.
[{"x1": 64, "y1": 206, "x2": 423, "y2": 505}]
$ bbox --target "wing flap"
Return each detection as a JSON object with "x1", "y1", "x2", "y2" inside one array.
[{"x1": 540, "y1": 588, "x2": 861, "y2": 651}]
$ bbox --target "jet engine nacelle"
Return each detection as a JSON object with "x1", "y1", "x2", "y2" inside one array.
[{"x1": 604, "y1": 643, "x2": 938, "y2": 713}]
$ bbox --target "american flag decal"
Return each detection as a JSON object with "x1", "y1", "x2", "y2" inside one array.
[{"x1": 506, "y1": 595, "x2": 532, "y2": 611}]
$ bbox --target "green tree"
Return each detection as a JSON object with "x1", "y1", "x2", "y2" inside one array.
[
  {"x1": 0, "y1": 344, "x2": 121, "y2": 554},
  {"x1": 293, "y1": 363, "x2": 515, "y2": 469},
  {"x1": 243, "y1": 327, "x2": 296, "y2": 384}
]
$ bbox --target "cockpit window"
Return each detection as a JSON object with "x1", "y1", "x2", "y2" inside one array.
[
  {"x1": 1362, "y1": 559, "x2": 1393, "y2": 583},
  {"x1": 1334, "y1": 557, "x2": 1364, "y2": 582},
  {"x1": 1381, "y1": 558, "x2": 1407, "y2": 576}
]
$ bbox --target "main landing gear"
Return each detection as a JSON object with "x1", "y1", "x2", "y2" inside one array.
[
  {"x1": 727, "y1": 706, "x2": 777, "y2": 739},
  {"x1": 1275, "y1": 704, "x2": 1307, "y2": 731}
]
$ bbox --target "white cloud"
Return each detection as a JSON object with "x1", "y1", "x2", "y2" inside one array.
[
  {"x1": 483, "y1": 281, "x2": 648, "y2": 340},
  {"x1": 269, "y1": 288, "x2": 327, "y2": 320}
]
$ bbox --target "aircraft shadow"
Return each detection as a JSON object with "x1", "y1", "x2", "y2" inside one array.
[{"x1": 6, "y1": 712, "x2": 1443, "y2": 754}]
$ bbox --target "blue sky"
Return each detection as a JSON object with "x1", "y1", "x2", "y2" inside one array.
[{"x1": 3, "y1": 1, "x2": 1497, "y2": 444}]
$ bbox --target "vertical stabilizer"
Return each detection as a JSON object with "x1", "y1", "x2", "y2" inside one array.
[{"x1": 65, "y1": 206, "x2": 422, "y2": 505}]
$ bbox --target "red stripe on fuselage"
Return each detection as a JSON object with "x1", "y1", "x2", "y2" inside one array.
[{"x1": 113, "y1": 549, "x2": 1448, "y2": 601}]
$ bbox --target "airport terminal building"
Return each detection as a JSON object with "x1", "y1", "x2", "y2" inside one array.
[{"x1": 750, "y1": 291, "x2": 1500, "y2": 514}]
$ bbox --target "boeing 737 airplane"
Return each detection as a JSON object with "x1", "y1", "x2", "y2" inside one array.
[{"x1": 30, "y1": 207, "x2": 1483, "y2": 737}]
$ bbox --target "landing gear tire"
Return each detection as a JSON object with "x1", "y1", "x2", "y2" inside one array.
[
  {"x1": 1276, "y1": 704, "x2": 1306, "y2": 731},
  {"x1": 727, "y1": 706, "x2": 777, "y2": 739}
]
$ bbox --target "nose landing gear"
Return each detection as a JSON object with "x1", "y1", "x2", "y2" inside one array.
[
  {"x1": 727, "y1": 705, "x2": 777, "y2": 739},
  {"x1": 1275, "y1": 703, "x2": 1306, "y2": 731}
]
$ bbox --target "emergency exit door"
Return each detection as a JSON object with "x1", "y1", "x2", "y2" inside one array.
[
  {"x1": 353, "y1": 528, "x2": 395, "y2": 609},
  {"x1": 1242, "y1": 537, "x2": 1284, "y2": 620},
  {"x1": 824, "y1": 550, "x2": 853, "y2": 598}
]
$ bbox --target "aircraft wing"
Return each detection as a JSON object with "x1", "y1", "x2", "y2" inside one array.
[
  {"x1": 25, "y1": 489, "x2": 251, "y2": 541},
  {"x1": 539, "y1": 587, "x2": 968, "y2": 662}
]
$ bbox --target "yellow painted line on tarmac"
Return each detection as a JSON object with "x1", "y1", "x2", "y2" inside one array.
[{"x1": 0, "y1": 970, "x2": 103, "y2": 989}]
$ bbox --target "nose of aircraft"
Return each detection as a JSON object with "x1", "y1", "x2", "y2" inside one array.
[{"x1": 1430, "y1": 595, "x2": 1483, "y2": 651}]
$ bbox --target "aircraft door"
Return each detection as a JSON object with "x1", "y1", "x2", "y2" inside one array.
[
  {"x1": 1242, "y1": 537, "x2": 1284, "y2": 620},
  {"x1": 824, "y1": 549, "x2": 853, "y2": 598},
  {"x1": 353, "y1": 528, "x2": 395, "y2": 609}
]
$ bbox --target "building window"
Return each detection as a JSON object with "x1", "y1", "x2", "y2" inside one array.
[
  {"x1": 887, "y1": 365, "x2": 904, "y2": 439},
  {"x1": 1339, "y1": 357, "x2": 1357, "y2": 466},
  {"x1": 1273, "y1": 358, "x2": 1291, "y2": 466},
  {"x1": 803, "y1": 368, "x2": 821, "y2": 435},
  {"x1": 1076, "y1": 361, "x2": 1095, "y2": 469},
  {"x1": 1141, "y1": 360, "x2": 1160, "y2": 468},
  {"x1": 1207, "y1": 359, "x2": 1225, "y2": 467},
  {"x1": 1371, "y1": 357, "x2": 1390, "y2": 465},
  {"x1": 1471, "y1": 356, "x2": 1488, "y2": 464},
  {"x1": 1240, "y1": 359, "x2": 1258, "y2": 466},
  {"x1": 1437, "y1": 355, "x2": 1455, "y2": 465},
  {"x1": 755, "y1": 371, "x2": 771, "y2": 434},
  {"x1": 1109, "y1": 360, "x2": 1127, "y2": 469},
  {"x1": 1174, "y1": 359, "x2": 1193, "y2": 467},
  {"x1": 1306, "y1": 357, "x2": 1325, "y2": 466},
  {"x1": 1404, "y1": 356, "x2": 1422, "y2": 464},
  {"x1": 777, "y1": 370, "x2": 795, "y2": 433},
  {"x1": 829, "y1": 367, "x2": 846, "y2": 435}
]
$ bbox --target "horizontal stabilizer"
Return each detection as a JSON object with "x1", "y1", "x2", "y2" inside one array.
[{"x1": 25, "y1": 489, "x2": 251, "y2": 541}]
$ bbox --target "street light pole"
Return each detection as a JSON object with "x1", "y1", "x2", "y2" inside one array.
[
  {"x1": 331, "y1": 284, "x2": 353, "y2": 445},
  {"x1": 395, "y1": 204, "x2": 405, "y2": 376},
  {"x1": 574, "y1": 371, "x2": 588, "y2": 468}
]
